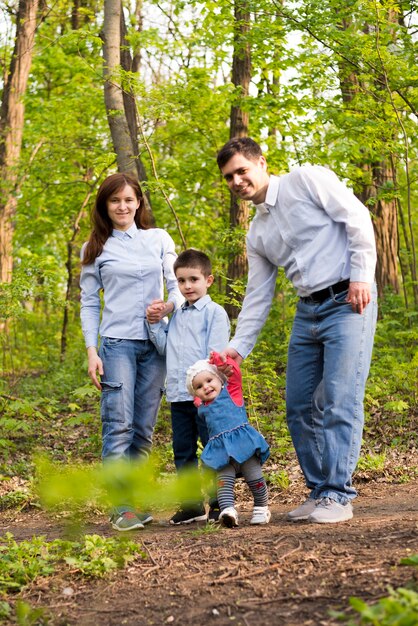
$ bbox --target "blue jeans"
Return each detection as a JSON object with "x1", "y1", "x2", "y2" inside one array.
[
  {"x1": 170, "y1": 401, "x2": 218, "y2": 508},
  {"x1": 286, "y1": 284, "x2": 377, "y2": 504},
  {"x1": 99, "y1": 338, "x2": 166, "y2": 461},
  {"x1": 170, "y1": 401, "x2": 209, "y2": 471}
]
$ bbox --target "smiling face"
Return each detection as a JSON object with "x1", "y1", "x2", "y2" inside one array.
[
  {"x1": 220, "y1": 153, "x2": 270, "y2": 204},
  {"x1": 175, "y1": 266, "x2": 214, "y2": 305},
  {"x1": 192, "y1": 370, "x2": 223, "y2": 402},
  {"x1": 106, "y1": 184, "x2": 140, "y2": 231}
]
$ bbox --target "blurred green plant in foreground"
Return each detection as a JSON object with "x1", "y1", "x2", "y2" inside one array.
[{"x1": 35, "y1": 454, "x2": 214, "y2": 515}]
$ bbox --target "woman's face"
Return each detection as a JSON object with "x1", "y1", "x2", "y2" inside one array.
[{"x1": 106, "y1": 184, "x2": 140, "y2": 231}]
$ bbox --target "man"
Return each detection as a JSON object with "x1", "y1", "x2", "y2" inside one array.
[{"x1": 217, "y1": 137, "x2": 377, "y2": 524}]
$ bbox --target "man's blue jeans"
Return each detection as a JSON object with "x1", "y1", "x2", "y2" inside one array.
[
  {"x1": 286, "y1": 285, "x2": 377, "y2": 504},
  {"x1": 98, "y1": 338, "x2": 166, "y2": 460}
]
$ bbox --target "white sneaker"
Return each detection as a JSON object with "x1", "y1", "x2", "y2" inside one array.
[
  {"x1": 287, "y1": 498, "x2": 318, "y2": 521},
  {"x1": 250, "y1": 506, "x2": 271, "y2": 525},
  {"x1": 308, "y1": 497, "x2": 353, "y2": 524},
  {"x1": 219, "y1": 506, "x2": 239, "y2": 528}
]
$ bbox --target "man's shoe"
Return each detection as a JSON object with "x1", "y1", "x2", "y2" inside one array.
[
  {"x1": 110, "y1": 510, "x2": 145, "y2": 531},
  {"x1": 207, "y1": 506, "x2": 220, "y2": 524},
  {"x1": 219, "y1": 506, "x2": 239, "y2": 528},
  {"x1": 308, "y1": 497, "x2": 353, "y2": 524},
  {"x1": 287, "y1": 498, "x2": 318, "y2": 521},
  {"x1": 169, "y1": 505, "x2": 207, "y2": 525},
  {"x1": 137, "y1": 512, "x2": 153, "y2": 525},
  {"x1": 250, "y1": 506, "x2": 271, "y2": 525}
]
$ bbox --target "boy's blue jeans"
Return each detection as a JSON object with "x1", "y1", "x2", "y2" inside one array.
[
  {"x1": 286, "y1": 284, "x2": 377, "y2": 504},
  {"x1": 98, "y1": 338, "x2": 166, "y2": 460},
  {"x1": 170, "y1": 401, "x2": 217, "y2": 508},
  {"x1": 170, "y1": 401, "x2": 209, "y2": 470}
]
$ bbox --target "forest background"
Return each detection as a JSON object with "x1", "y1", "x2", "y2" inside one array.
[{"x1": 0, "y1": 0, "x2": 417, "y2": 624}]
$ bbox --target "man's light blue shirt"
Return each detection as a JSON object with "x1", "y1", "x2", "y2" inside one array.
[
  {"x1": 147, "y1": 294, "x2": 230, "y2": 402},
  {"x1": 230, "y1": 165, "x2": 377, "y2": 359},
  {"x1": 80, "y1": 224, "x2": 183, "y2": 348}
]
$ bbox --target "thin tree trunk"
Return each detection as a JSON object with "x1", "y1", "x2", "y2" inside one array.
[
  {"x1": 120, "y1": 7, "x2": 153, "y2": 216},
  {"x1": 0, "y1": 0, "x2": 39, "y2": 284},
  {"x1": 226, "y1": 0, "x2": 251, "y2": 320}
]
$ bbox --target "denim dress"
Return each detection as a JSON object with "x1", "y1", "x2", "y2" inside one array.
[{"x1": 199, "y1": 386, "x2": 270, "y2": 471}]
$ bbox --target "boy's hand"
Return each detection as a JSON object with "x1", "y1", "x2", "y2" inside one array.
[{"x1": 146, "y1": 299, "x2": 174, "y2": 323}]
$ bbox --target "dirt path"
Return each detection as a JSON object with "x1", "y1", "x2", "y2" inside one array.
[{"x1": 2, "y1": 479, "x2": 417, "y2": 626}]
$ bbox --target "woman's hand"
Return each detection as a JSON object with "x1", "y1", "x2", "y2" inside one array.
[
  {"x1": 146, "y1": 299, "x2": 174, "y2": 323},
  {"x1": 87, "y1": 346, "x2": 103, "y2": 390}
]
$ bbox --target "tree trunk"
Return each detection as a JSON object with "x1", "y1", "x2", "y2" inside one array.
[
  {"x1": 337, "y1": 15, "x2": 399, "y2": 298},
  {"x1": 0, "y1": 0, "x2": 39, "y2": 284},
  {"x1": 226, "y1": 0, "x2": 251, "y2": 320},
  {"x1": 102, "y1": 0, "x2": 137, "y2": 175},
  {"x1": 357, "y1": 163, "x2": 399, "y2": 295},
  {"x1": 120, "y1": 7, "x2": 153, "y2": 216}
]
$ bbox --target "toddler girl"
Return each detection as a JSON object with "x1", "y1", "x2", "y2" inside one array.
[{"x1": 186, "y1": 352, "x2": 270, "y2": 527}]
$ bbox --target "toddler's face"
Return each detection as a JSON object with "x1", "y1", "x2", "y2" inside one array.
[{"x1": 192, "y1": 370, "x2": 222, "y2": 402}]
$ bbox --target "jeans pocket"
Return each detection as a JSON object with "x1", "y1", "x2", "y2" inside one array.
[
  {"x1": 102, "y1": 337, "x2": 125, "y2": 345},
  {"x1": 101, "y1": 382, "x2": 124, "y2": 423},
  {"x1": 331, "y1": 289, "x2": 350, "y2": 306}
]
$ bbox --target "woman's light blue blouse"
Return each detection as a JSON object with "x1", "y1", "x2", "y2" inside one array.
[{"x1": 80, "y1": 224, "x2": 183, "y2": 348}]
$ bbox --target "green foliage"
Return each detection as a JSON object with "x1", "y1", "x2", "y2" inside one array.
[
  {"x1": 333, "y1": 556, "x2": 418, "y2": 624},
  {"x1": 0, "y1": 532, "x2": 141, "y2": 596},
  {"x1": 35, "y1": 455, "x2": 214, "y2": 514},
  {"x1": 344, "y1": 588, "x2": 418, "y2": 625}
]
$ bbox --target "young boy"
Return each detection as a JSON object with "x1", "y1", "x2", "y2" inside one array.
[{"x1": 146, "y1": 249, "x2": 230, "y2": 524}]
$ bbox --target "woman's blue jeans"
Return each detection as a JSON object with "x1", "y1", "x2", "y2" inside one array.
[
  {"x1": 286, "y1": 285, "x2": 377, "y2": 504},
  {"x1": 98, "y1": 338, "x2": 166, "y2": 461}
]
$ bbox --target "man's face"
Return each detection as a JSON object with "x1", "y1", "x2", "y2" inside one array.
[
  {"x1": 192, "y1": 370, "x2": 222, "y2": 402},
  {"x1": 175, "y1": 266, "x2": 213, "y2": 305},
  {"x1": 220, "y1": 153, "x2": 269, "y2": 204}
]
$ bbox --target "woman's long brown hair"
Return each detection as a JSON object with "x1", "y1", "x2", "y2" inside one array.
[{"x1": 82, "y1": 173, "x2": 151, "y2": 265}]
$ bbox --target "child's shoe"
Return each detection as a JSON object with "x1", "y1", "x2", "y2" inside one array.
[
  {"x1": 169, "y1": 504, "x2": 207, "y2": 525},
  {"x1": 207, "y1": 505, "x2": 220, "y2": 524},
  {"x1": 250, "y1": 506, "x2": 271, "y2": 525},
  {"x1": 219, "y1": 506, "x2": 239, "y2": 528}
]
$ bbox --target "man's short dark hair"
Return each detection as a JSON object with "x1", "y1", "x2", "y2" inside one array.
[
  {"x1": 174, "y1": 249, "x2": 212, "y2": 277},
  {"x1": 217, "y1": 137, "x2": 262, "y2": 169}
]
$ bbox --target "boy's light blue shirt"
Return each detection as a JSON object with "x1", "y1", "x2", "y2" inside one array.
[{"x1": 147, "y1": 294, "x2": 230, "y2": 402}]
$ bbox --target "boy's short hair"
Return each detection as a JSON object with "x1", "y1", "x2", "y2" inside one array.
[
  {"x1": 217, "y1": 137, "x2": 262, "y2": 169},
  {"x1": 174, "y1": 249, "x2": 212, "y2": 277}
]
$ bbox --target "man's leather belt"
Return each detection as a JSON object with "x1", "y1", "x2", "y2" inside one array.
[{"x1": 300, "y1": 279, "x2": 350, "y2": 304}]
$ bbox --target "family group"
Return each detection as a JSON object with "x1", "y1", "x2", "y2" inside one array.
[{"x1": 80, "y1": 137, "x2": 377, "y2": 531}]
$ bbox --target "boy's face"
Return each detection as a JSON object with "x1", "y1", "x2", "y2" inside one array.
[
  {"x1": 175, "y1": 266, "x2": 214, "y2": 304},
  {"x1": 220, "y1": 153, "x2": 269, "y2": 205},
  {"x1": 192, "y1": 370, "x2": 222, "y2": 402}
]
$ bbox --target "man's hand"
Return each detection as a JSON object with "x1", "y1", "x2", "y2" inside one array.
[
  {"x1": 215, "y1": 348, "x2": 243, "y2": 376},
  {"x1": 346, "y1": 282, "x2": 371, "y2": 314},
  {"x1": 87, "y1": 346, "x2": 103, "y2": 390},
  {"x1": 146, "y1": 299, "x2": 174, "y2": 323}
]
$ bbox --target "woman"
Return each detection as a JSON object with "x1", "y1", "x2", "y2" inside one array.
[{"x1": 80, "y1": 172, "x2": 183, "y2": 531}]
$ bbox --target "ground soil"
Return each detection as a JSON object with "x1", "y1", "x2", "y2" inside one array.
[{"x1": 2, "y1": 477, "x2": 417, "y2": 626}]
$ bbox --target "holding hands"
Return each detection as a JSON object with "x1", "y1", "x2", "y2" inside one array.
[{"x1": 146, "y1": 299, "x2": 175, "y2": 323}]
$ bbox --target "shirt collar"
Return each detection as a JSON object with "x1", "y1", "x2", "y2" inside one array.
[
  {"x1": 254, "y1": 175, "x2": 280, "y2": 214},
  {"x1": 112, "y1": 223, "x2": 138, "y2": 240},
  {"x1": 181, "y1": 294, "x2": 212, "y2": 310}
]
